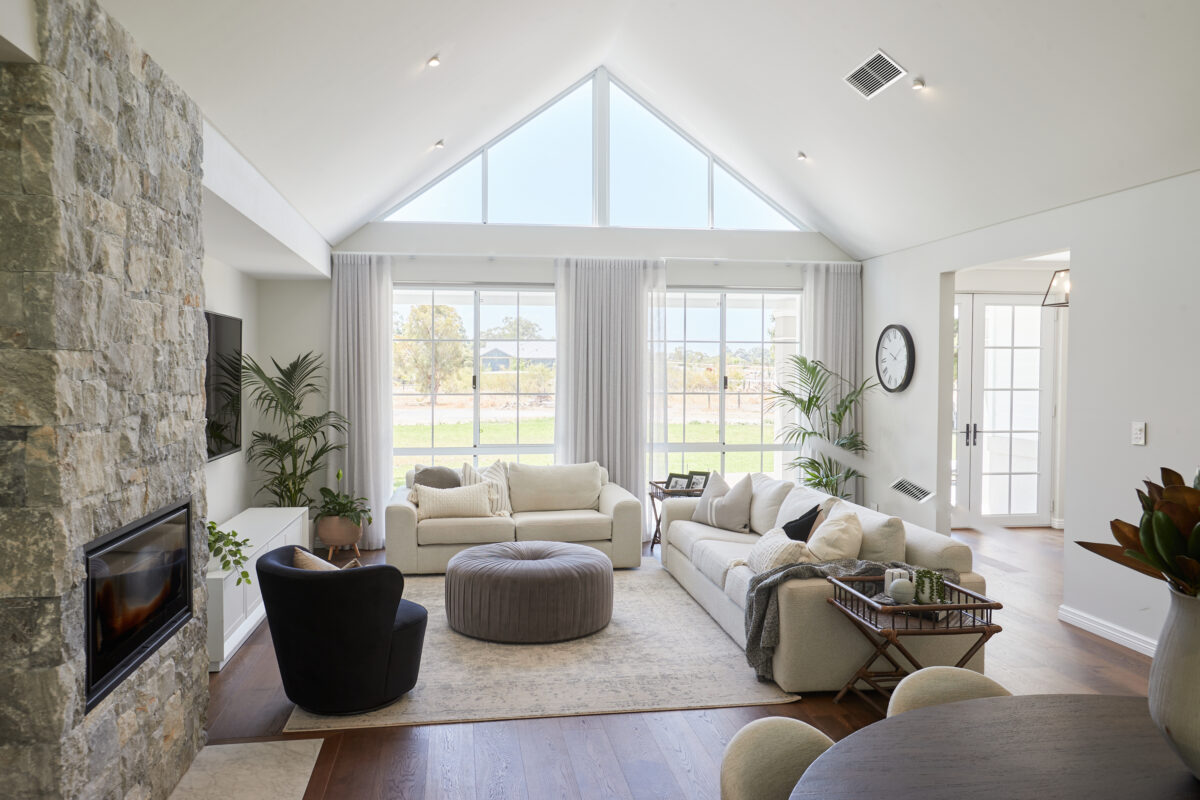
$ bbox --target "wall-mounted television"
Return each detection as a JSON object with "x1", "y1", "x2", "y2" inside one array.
[{"x1": 204, "y1": 311, "x2": 242, "y2": 460}]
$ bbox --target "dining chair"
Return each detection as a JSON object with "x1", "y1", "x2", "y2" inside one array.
[
  {"x1": 721, "y1": 716, "x2": 834, "y2": 800},
  {"x1": 886, "y1": 665, "x2": 1012, "y2": 717}
]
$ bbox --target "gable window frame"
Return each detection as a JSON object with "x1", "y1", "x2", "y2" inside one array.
[{"x1": 382, "y1": 67, "x2": 808, "y2": 232}]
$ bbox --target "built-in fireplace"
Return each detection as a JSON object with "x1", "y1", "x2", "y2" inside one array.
[{"x1": 85, "y1": 500, "x2": 193, "y2": 711}]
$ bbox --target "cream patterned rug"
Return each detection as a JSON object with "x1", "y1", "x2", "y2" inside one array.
[
  {"x1": 284, "y1": 559, "x2": 797, "y2": 732},
  {"x1": 170, "y1": 739, "x2": 322, "y2": 799}
]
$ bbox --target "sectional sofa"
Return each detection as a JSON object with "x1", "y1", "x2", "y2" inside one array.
[{"x1": 660, "y1": 476, "x2": 987, "y2": 694}]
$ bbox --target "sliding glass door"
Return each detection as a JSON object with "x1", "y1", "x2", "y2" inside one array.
[{"x1": 650, "y1": 290, "x2": 802, "y2": 483}]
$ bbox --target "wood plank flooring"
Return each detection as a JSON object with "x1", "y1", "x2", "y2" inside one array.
[{"x1": 207, "y1": 528, "x2": 1150, "y2": 798}]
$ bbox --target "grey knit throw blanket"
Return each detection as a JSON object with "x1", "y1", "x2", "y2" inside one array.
[{"x1": 743, "y1": 559, "x2": 959, "y2": 681}]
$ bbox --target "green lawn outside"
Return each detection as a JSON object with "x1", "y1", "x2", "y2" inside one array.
[{"x1": 392, "y1": 419, "x2": 778, "y2": 448}]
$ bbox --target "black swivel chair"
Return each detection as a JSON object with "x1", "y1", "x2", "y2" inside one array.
[{"x1": 255, "y1": 546, "x2": 427, "y2": 715}]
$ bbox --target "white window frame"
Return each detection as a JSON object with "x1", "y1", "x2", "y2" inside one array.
[{"x1": 382, "y1": 67, "x2": 808, "y2": 232}]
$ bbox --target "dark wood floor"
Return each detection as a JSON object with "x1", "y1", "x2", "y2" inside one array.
[{"x1": 207, "y1": 528, "x2": 1150, "y2": 799}]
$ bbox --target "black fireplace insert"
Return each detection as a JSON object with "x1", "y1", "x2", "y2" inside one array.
[{"x1": 85, "y1": 500, "x2": 192, "y2": 711}]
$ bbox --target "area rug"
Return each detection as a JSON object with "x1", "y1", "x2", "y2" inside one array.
[
  {"x1": 284, "y1": 560, "x2": 797, "y2": 732},
  {"x1": 169, "y1": 739, "x2": 322, "y2": 799}
]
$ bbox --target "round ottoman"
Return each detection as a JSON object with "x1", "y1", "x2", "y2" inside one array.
[{"x1": 445, "y1": 541, "x2": 613, "y2": 643}]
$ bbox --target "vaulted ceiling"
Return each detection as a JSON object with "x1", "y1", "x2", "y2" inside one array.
[{"x1": 100, "y1": 0, "x2": 1200, "y2": 260}]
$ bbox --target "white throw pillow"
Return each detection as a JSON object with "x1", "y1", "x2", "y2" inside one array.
[
  {"x1": 462, "y1": 461, "x2": 512, "y2": 516},
  {"x1": 807, "y1": 500, "x2": 864, "y2": 561},
  {"x1": 745, "y1": 528, "x2": 817, "y2": 574},
  {"x1": 413, "y1": 483, "x2": 492, "y2": 521},
  {"x1": 749, "y1": 474, "x2": 794, "y2": 534},
  {"x1": 691, "y1": 473, "x2": 753, "y2": 532},
  {"x1": 506, "y1": 462, "x2": 602, "y2": 512},
  {"x1": 856, "y1": 508, "x2": 907, "y2": 562}
]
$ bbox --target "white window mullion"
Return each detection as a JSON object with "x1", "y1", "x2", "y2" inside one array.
[
  {"x1": 707, "y1": 157, "x2": 715, "y2": 229},
  {"x1": 593, "y1": 67, "x2": 610, "y2": 227},
  {"x1": 481, "y1": 149, "x2": 489, "y2": 224},
  {"x1": 472, "y1": 292, "x2": 481, "y2": 467}
]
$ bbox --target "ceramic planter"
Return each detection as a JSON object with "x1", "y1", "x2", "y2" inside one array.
[
  {"x1": 316, "y1": 516, "x2": 362, "y2": 559},
  {"x1": 1148, "y1": 587, "x2": 1200, "y2": 779}
]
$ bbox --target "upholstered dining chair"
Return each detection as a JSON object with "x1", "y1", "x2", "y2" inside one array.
[
  {"x1": 721, "y1": 716, "x2": 835, "y2": 800},
  {"x1": 886, "y1": 665, "x2": 1012, "y2": 717},
  {"x1": 256, "y1": 546, "x2": 427, "y2": 715}
]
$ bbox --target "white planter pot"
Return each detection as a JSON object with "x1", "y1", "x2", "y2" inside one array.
[{"x1": 1149, "y1": 587, "x2": 1200, "y2": 779}]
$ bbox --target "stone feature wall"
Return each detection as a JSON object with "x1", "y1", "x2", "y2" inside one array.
[{"x1": 0, "y1": 1, "x2": 209, "y2": 797}]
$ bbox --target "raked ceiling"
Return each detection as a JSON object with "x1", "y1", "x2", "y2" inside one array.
[{"x1": 100, "y1": 0, "x2": 1200, "y2": 260}]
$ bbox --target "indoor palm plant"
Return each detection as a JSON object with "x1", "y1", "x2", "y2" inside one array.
[
  {"x1": 243, "y1": 352, "x2": 347, "y2": 507},
  {"x1": 1078, "y1": 466, "x2": 1200, "y2": 778},
  {"x1": 767, "y1": 355, "x2": 877, "y2": 498},
  {"x1": 314, "y1": 469, "x2": 373, "y2": 559}
]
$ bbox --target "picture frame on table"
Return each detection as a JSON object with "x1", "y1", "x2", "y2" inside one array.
[
  {"x1": 666, "y1": 473, "x2": 691, "y2": 491},
  {"x1": 687, "y1": 471, "x2": 711, "y2": 490}
]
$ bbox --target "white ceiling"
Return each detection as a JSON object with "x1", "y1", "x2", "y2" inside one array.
[{"x1": 100, "y1": 0, "x2": 1200, "y2": 260}]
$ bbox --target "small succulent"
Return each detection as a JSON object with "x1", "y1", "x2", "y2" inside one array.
[
  {"x1": 913, "y1": 568, "x2": 947, "y2": 603},
  {"x1": 1078, "y1": 467, "x2": 1200, "y2": 596}
]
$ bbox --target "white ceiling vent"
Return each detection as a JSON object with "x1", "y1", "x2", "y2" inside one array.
[
  {"x1": 889, "y1": 477, "x2": 934, "y2": 503},
  {"x1": 845, "y1": 50, "x2": 907, "y2": 99}
]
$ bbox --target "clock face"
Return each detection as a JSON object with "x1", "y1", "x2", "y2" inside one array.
[{"x1": 876, "y1": 325, "x2": 914, "y2": 392}]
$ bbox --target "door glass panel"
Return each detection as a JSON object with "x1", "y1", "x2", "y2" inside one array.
[
  {"x1": 1011, "y1": 474, "x2": 1038, "y2": 514},
  {"x1": 1013, "y1": 306, "x2": 1041, "y2": 347},
  {"x1": 684, "y1": 394, "x2": 720, "y2": 442},
  {"x1": 983, "y1": 391, "x2": 1011, "y2": 430},
  {"x1": 982, "y1": 475, "x2": 1009, "y2": 515},
  {"x1": 984, "y1": 349, "x2": 1012, "y2": 389},
  {"x1": 1011, "y1": 433, "x2": 1039, "y2": 473},
  {"x1": 685, "y1": 294, "x2": 721, "y2": 340},
  {"x1": 981, "y1": 434, "x2": 1010, "y2": 473},
  {"x1": 1012, "y1": 391, "x2": 1040, "y2": 430},
  {"x1": 725, "y1": 295, "x2": 764, "y2": 342},
  {"x1": 1012, "y1": 349, "x2": 1040, "y2": 389},
  {"x1": 984, "y1": 305, "x2": 1013, "y2": 347}
]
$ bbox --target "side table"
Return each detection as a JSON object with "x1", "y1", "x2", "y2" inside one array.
[{"x1": 648, "y1": 480, "x2": 703, "y2": 551}]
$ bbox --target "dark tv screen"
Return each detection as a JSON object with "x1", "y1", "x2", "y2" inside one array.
[{"x1": 205, "y1": 311, "x2": 242, "y2": 460}]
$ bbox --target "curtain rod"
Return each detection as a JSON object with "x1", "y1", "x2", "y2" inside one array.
[{"x1": 341, "y1": 252, "x2": 860, "y2": 266}]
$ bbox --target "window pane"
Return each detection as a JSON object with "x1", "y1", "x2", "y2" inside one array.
[
  {"x1": 1012, "y1": 433, "x2": 1039, "y2": 473},
  {"x1": 479, "y1": 395, "x2": 517, "y2": 445},
  {"x1": 982, "y1": 475, "x2": 1009, "y2": 515},
  {"x1": 726, "y1": 394, "x2": 763, "y2": 445},
  {"x1": 393, "y1": 289, "x2": 433, "y2": 336},
  {"x1": 983, "y1": 391, "x2": 1011, "y2": 430},
  {"x1": 713, "y1": 164, "x2": 798, "y2": 231},
  {"x1": 984, "y1": 305, "x2": 1013, "y2": 347},
  {"x1": 766, "y1": 295, "x2": 802, "y2": 342},
  {"x1": 393, "y1": 341, "x2": 433, "y2": 392},
  {"x1": 1012, "y1": 390, "x2": 1040, "y2": 430},
  {"x1": 519, "y1": 292, "x2": 556, "y2": 339},
  {"x1": 432, "y1": 291, "x2": 475, "y2": 339},
  {"x1": 984, "y1": 349, "x2": 1012, "y2": 389},
  {"x1": 1013, "y1": 306, "x2": 1041, "y2": 347},
  {"x1": 1011, "y1": 474, "x2": 1038, "y2": 515},
  {"x1": 480, "y1": 291, "x2": 520, "y2": 337},
  {"x1": 433, "y1": 340, "x2": 473, "y2": 393},
  {"x1": 518, "y1": 396, "x2": 554, "y2": 444},
  {"x1": 686, "y1": 343, "x2": 720, "y2": 392},
  {"x1": 725, "y1": 294, "x2": 763, "y2": 342},
  {"x1": 665, "y1": 294, "x2": 686, "y2": 340},
  {"x1": 684, "y1": 394, "x2": 720, "y2": 442},
  {"x1": 609, "y1": 84, "x2": 708, "y2": 228},
  {"x1": 686, "y1": 294, "x2": 721, "y2": 340},
  {"x1": 1012, "y1": 349, "x2": 1040, "y2": 389},
  {"x1": 386, "y1": 154, "x2": 482, "y2": 223},
  {"x1": 981, "y1": 433, "x2": 1009, "y2": 472},
  {"x1": 683, "y1": 452, "x2": 723, "y2": 474},
  {"x1": 517, "y1": 350, "x2": 555, "y2": 394},
  {"x1": 487, "y1": 80, "x2": 593, "y2": 225},
  {"x1": 666, "y1": 343, "x2": 686, "y2": 391},
  {"x1": 433, "y1": 397, "x2": 473, "y2": 447},
  {"x1": 723, "y1": 451, "x2": 762, "y2": 479},
  {"x1": 394, "y1": 455, "x2": 433, "y2": 488},
  {"x1": 666, "y1": 395, "x2": 685, "y2": 442},
  {"x1": 393, "y1": 395, "x2": 432, "y2": 448},
  {"x1": 479, "y1": 344, "x2": 517, "y2": 393},
  {"x1": 517, "y1": 452, "x2": 554, "y2": 466}
]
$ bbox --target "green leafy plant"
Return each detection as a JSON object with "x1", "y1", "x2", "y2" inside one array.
[
  {"x1": 208, "y1": 520, "x2": 252, "y2": 585},
  {"x1": 314, "y1": 469, "x2": 374, "y2": 527},
  {"x1": 767, "y1": 355, "x2": 878, "y2": 497},
  {"x1": 913, "y1": 568, "x2": 947, "y2": 603},
  {"x1": 243, "y1": 352, "x2": 348, "y2": 507},
  {"x1": 1078, "y1": 466, "x2": 1200, "y2": 596}
]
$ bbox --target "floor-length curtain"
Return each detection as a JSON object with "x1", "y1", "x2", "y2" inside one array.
[
  {"x1": 556, "y1": 258, "x2": 664, "y2": 538},
  {"x1": 328, "y1": 253, "x2": 392, "y2": 550},
  {"x1": 802, "y1": 262, "x2": 864, "y2": 497}
]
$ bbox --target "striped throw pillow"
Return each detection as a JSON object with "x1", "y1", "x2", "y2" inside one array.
[{"x1": 462, "y1": 461, "x2": 512, "y2": 516}]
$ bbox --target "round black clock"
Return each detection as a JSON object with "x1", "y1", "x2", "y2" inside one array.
[{"x1": 875, "y1": 324, "x2": 914, "y2": 392}]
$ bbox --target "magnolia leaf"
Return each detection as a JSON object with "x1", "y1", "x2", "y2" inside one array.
[
  {"x1": 1174, "y1": 555, "x2": 1200, "y2": 584},
  {"x1": 1110, "y1": 519, "x2": 1142, "y2": 551},
  {"x1": 1162, "y1": 467, "x2": 1186, "y2": 488},
  {"x1": 1137, "y1": 489, "x2": 1154, "y2": 514},
  {"x1": 1163, "y1": 485, "x2": 1200, "y2": 517},
  {"x1": 1077, "y1": 541, "x2": 1165, "y2": 582},
  {"x1": 1155, "y1": 501, "x2": 1198, "y2": 544},
  {"x1": 1145, "y1": 481, "x2": 1164, "y2": 505}
]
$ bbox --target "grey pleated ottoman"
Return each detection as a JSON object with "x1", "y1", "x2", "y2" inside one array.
[{"x1": 445, "y1": 541, "x2": 613, "y2": 643}]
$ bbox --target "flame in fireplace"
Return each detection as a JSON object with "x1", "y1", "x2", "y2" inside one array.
[{"x1": 94, "y1": 550, "x2": 180, "y2": 642}]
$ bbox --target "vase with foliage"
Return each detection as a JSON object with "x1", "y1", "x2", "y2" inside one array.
[
  {"x1": 243, "y1": 352, "x2": 347, "y2": 507},
  {"x1": 1077, "y1": 466, "x2": 1200, "y2": 778},
  {"x1": 208, "y1": 521, "x2": 252, "y2": 585},
  {"x1": 767, "y1": 355, "x2": 877, "y2": 498},
  {"x1": 314, "y1": 469, "x2": 373, "y2": 559}
]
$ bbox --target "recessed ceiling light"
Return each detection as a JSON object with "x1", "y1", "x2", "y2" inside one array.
[
  {"x1": 427, "y1": 55, "x2": 441, "y2": 67},
  {"x1": 796, "y1": 151, "x2": 807, "y2": 161},
  {"x1": 911, "y1": 78, "x2": 926, "y2": 91},
  {"x1": 434, "y1": 139, "x2": 445, "y2": 149}
]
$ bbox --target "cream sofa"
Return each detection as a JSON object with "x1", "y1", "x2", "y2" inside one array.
[
  {"x1": 386, "y1": 462, "x2": 643, "y2": 574},
  {"x1": 660, "y1": 478, "x2": 987, "y2": 694}
]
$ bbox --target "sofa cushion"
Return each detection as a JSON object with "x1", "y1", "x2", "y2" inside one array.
[
  {"x1": 747, "y1": 529, "x2": 816, "y2": 573},
  {"x1": 807, "y1": 500, "x2": 864, "y2": 561},
  {"x1": 414, "y1": 483, "x2": 492, "y2": 521},
  {"x1": 692, "y1": 473, "x2": 753, "y2": 532},
  {"x1": 508, "y1": 462, "x2": 602, "y2": 513},
  {"x1": 749, "y1": 474, "x2": 794, "y2": 534},
  {"x1": 413, "y1": 465, "x2": 461, "y2": 489},
  {"x1": 781, "y1": 504, "x2": 822, "y2": 542},
  {"x1": 461, "y1": 461, "x2": 512, "y2": 516},
  {"x1": 667, "y1": 520, "x2": 760, "y2": 561},
  {"x1": 417, "y1": 516, "x2": 516, "y2": 546},
  {"x1": 513, "y1": 510, "x2": 611, "y2": 542},
  {"x1": 774, "y1": 485, "x2": 833, "y2": 529},
  {"x1": 692, "y1": 540, "x2": 755, "y2": 589},
  {"x1": 855, "y1": 506, "x2": 907, "y2": 562},
  {"x1": 292, "y1": 547, "x2": 339, "y2": 571},
  {"x1": 724, "y1": 564, "x2": 756, "y2": 609}
]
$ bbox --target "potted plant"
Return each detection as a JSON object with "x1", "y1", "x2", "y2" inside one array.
[
  {"x1": 1077, "y1": 466, "x2": 1200, "y2": 778},
  {"x1": 913, "y1": 568, "x2": 947, "y2": 604},
  {"x1": 242, "y1": 352, "x2": 347, "y2": 507},
  {"x1": 768, "y1": 356, "x2": 877, "y2": 498},
  {"x1": 208, "y1": 521, "x2": 253, "y2": 585},
  {"x1": 314, "y1": 469, "x2": 373, "y2": 559}
]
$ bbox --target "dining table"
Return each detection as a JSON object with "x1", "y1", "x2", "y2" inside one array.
[{"x1": 789, "y1": 694, "x2": 1200, "y2": 799}]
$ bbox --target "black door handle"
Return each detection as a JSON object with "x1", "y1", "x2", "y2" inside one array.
[
  {"x1": 964, "y1": 426, "x2": 971, "y2": 446},
  {"x1": 972, "y1": 423, "x2": 979, "y2": 446}
]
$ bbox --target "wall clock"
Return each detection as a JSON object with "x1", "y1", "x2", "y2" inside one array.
[{"x1": 875, "y1": 324, "x2": 914, "y2": 392}]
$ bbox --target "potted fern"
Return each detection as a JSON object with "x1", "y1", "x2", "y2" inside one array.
[{"x1": 314, "y1": 469, "x2": 373, "y2": 560}]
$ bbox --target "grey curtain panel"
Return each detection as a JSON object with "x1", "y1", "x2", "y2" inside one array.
[
  {"x1": 329, "y1": 253, "x2": 393, "y2": 550},
  {"x1": 555, "y1": 258, "x2": 664, "y2": 532}
]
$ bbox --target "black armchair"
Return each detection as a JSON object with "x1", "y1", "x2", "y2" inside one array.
[{"x1": 256, "y1": 546, "x2": 427, "y2": 715}]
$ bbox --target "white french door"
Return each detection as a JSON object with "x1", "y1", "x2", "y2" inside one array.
[{"x1": 953, "y1": 294, "x2": 1055, "y2": 526}]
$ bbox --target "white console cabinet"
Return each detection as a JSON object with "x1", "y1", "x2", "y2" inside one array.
[{"x1": 207, "y1": 506, "x2": 309, "y2": 671}]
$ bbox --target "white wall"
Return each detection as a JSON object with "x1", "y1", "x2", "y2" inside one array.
[
  {"x1": 861, "y1": 169, "x2": 1200, "y2": 651},
  {"x1": 202, "y1": 256, "x2": 259, "y2": 524}
]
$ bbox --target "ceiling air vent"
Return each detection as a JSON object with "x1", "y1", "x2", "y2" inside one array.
[
  {"x1": 845, "y1": 50, "x2": 907, "y2": 99},
  {"x1": 890, "y1": 477, "x2": 933, "y2": 503}
]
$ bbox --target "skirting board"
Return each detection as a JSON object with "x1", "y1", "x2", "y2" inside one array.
[{"x1": 1057, "y1": 604, "x2": 1157, "y2": 657}]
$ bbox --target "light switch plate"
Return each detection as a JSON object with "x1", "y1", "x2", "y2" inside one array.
[{"x1": 1132, "y1": 421, "x2": 1147, "y2": 446}]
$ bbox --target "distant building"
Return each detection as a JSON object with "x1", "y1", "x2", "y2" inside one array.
[{"x1": 480, "y1": 340, "x2": 556, "y2": 371}]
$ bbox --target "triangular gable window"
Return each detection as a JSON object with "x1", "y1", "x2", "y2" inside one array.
[{"x1": 383, "y1": 69, "x2": 807, "y2": 232}]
